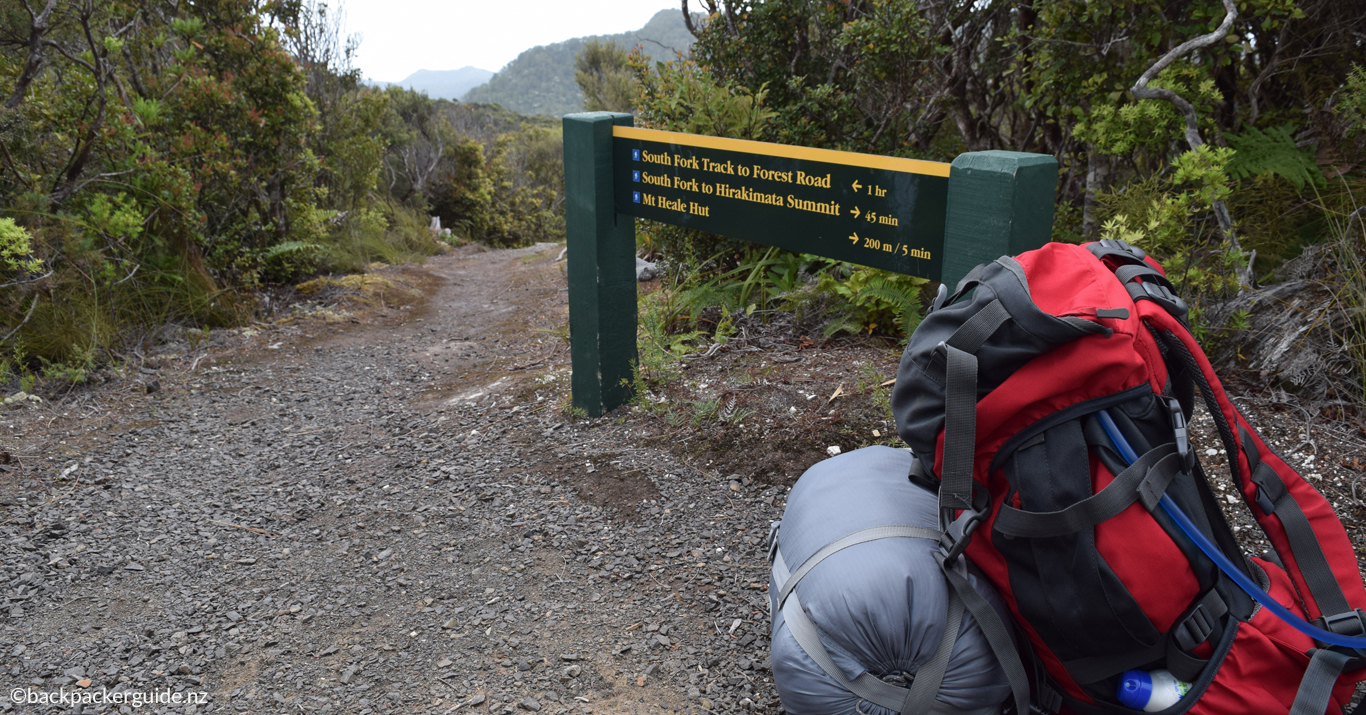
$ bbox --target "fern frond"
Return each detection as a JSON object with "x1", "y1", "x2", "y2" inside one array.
[
  {"x1": 262, "y1": 241, "x2": 321, "y2": 261},
  {"x1": 855, "y1": 284, "x2": 918, "y2": 310},
  {"x1": 1223, "y1": 125, "x2": 1325, "y2": 191},
  {"x1": 821, "y1": 315, "x2": 862, "y2": 339}
]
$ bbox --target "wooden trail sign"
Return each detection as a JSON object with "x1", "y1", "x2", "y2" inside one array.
[
  {"x1": 613, "y1": 126, "x2": 951, "y2": 278},
  {"x1": 564, "y1": 112, "x2": 1058, "y2": 416}
]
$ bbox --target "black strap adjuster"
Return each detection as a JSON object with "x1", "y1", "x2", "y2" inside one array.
[
  {"x1": 1315, "y1": 609, "x2": 1366, "y2": 639},
  {"x1": 1174, "y1": 604, "x2": 1217, "y2": 651},
  {"x1": 1034, "y1": 684, "x2": 1064, "y2": 715},
  {"x1": 938, "y1": 507, "x2": 986, "y2": 565},
  {"x1": 1128, "y1": 280, "x2": 1190, "y2": 322},
  {"x1": 1098, "y1": 238, "x2": 1147, "y2": 262},
  {"x1": 1253, "y1": 485, "x2": 1278, "y2": 516},
  {"x1": 1163, "y1": 396, "x2": 1193, "y2": 469},
  {"x1": 1173, "y1": 589, "x2": 1229, "y2": 652}
]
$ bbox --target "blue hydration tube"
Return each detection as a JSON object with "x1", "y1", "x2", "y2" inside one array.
[{"x1": 1096, "y1": 408, "x2": 1366, "y2": 650}]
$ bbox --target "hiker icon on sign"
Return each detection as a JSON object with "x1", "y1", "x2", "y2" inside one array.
[
  {"x1": 633, "y1": 192, "x2": 641, "y2": 203},
  {"x1": 632, "y1": 149, "x2": 640, "y2": 161},
  {"x1": 633, "y1": 171, "x2": 640, "y2": 182}
]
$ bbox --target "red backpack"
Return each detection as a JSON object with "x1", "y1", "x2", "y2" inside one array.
[{"x1": 892, "y1": 240, "x2": 1366, "y2": 715}]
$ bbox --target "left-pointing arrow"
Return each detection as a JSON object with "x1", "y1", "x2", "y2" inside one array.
[{"x1": 852, "y1": 180, "x2": 863, "y2": 193}]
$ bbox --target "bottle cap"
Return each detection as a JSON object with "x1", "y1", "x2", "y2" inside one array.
[{"x1": 1117, "y1": 670, "x2": 1153, "y2": 710}]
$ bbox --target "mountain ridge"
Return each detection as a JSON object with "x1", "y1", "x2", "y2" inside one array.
[
  {"x1": 462, "y1": 9, "x2": 695, "y2": 116},
  {"x1": 368, "y1": 66, "x2": 495, "y2": 101}
]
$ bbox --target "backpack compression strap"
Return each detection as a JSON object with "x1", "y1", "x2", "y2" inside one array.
[
  {"x1": 934, "y1": 298, "x2": 1034, "y2": 715},
  {"x1": 771, "y1": 525, "x2": 972, "y2": 714}
]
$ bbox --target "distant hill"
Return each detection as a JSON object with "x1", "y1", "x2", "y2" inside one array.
[
  {"x1": 462, "y1": 9, "x2": 695, "y2": 116},
  {"x1": 369, "y1": 66, "x2": 495, "y2": 101}
]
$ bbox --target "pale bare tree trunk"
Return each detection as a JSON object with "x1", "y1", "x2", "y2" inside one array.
[
  {"x1": 1129, "y1": 0, "x2": 1252, "y2": 287},
  {"x1": 1082, "y1": 147, "x2": 1111, "y2": 241}
]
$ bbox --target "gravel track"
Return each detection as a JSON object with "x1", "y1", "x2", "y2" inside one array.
[
  {"x1": 4, "y1": 242, "x2": 1366, "y2": 715},
  {"x1": 1, "y1": 244, "x2": 782, "y2": 715}
]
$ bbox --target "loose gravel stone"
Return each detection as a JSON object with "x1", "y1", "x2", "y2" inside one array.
[{"x1": 3, "y1": 243, "x2": 1349, "y2": 715}]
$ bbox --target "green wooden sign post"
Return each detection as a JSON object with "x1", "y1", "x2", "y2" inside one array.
[{"x1": 564, "y1": 111, "x2": 1058, "y2": 417}]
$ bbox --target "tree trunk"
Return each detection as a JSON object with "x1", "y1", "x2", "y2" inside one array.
[{"x1": 1082, "y1": 147, "x2": 1110, "y2": 241}]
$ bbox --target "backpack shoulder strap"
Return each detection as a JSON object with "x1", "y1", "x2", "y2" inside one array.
[
  {"x1": 1084, "y1": 241, "x2": 1366, "y2": 625},
  {"x1": 1156, "y1": 321, "x2": 1366, "y2": 625}
]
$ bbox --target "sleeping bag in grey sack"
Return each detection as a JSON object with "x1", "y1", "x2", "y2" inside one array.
[{"x1": 769, "y1": 446, "x2": 1012, "y2": 715}]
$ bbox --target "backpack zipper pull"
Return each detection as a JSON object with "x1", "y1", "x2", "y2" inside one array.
[{"x1": 1061, "y1": 307, "x2": 1130, "y2": 320}]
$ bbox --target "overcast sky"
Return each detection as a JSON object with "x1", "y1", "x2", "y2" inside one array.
[{"x1": 341, "y1": 0, "x2": 681, "y2": 82}]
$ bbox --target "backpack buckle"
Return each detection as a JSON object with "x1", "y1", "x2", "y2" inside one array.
[
  {"x1": 929, "y1": 283, "x2": 949, "y2": 314},
  {"x1": 766, "y1": 521, "x2": 782, "y2": 564},
  {"x1": 1098, "y1": 238, "x2": 1147, "y2": 261},
  {"x1": 1253, "y1": 485, "x2": 1278, "y2": 515},
  {"x1": 938, "y1": 507, "x2": 986, "y2": 565},
  {"x1": 1163, "y1": 397, "x2": 1193, "y2": 469},
  {"x1": 1315, "y1": 609, "x2": 1366, "y2": 638},
  {"x1": 1132, "y1": 280, "x2": 1190, "y2": 322}
]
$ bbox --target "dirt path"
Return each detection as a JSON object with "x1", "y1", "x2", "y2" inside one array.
[
  {"x1": 3, "y1": 243, "x2": 1366, "y2": 715},
  {"x1": 0, "y1": 244, "x2": 786, "y2": 715}
]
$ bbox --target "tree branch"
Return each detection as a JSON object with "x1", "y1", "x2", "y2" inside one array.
[
  {"x1": 680, "y1": 0, "x2": 699, "y2": 38},
  {"x1": 1129, "y1": 0, "x2": 1237, "y2": 151},
  {"x1": 50, "y1": 1, "x2": 111, "y2": 205},
  {"x1": 1129, "y1": 0, "x2": 1249, "y2": 285},
  {"x1": 5, "y1": 0, "x2": 61, "y2": 110},
  {"x1": 1, "y1": 294, "x2": 41, "y2": 344},
  {"x1": 1247, "y1": 22, "x2": 1291, "y2": 125}
]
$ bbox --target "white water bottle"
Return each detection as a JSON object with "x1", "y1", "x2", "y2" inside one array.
[{"x1": 1116, "y1": 669, "x2": 1192, "y2": 712}]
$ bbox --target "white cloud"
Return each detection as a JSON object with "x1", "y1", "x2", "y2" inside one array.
[{"x1": 343, "y1": 0, "x2": 681, "y2": 82}]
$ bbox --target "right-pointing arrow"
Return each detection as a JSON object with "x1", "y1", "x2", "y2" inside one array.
[{"x1": 851, "y1": 206, "x2": 861, "y2": 219}]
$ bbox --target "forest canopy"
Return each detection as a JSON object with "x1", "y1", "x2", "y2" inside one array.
[{"x1": 619, "y1": 0, "x2": 1366, "y2": 400}]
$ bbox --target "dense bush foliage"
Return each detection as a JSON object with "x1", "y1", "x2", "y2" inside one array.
[
  {"x1": 0, "y1": 0, "x2": 567, "y2": 372},
  {"x1": 0, "y1": 0, "x2": 331, "y2": 367},
  {"x1": 632, "y1": 2, "x2": 1362, "y2": 331}
]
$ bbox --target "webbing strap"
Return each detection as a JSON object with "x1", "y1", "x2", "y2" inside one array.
[
  {"x1": 773, "y1": 527, "x2": 964, "y2": 714},
  {"x1": 939, "y1": 300, "x2": 1010, "y2": 515},
  {"x1": 1239, "y1": 426, "x2": 1352, "y2": 620},
  {"x1": 776, "y1": 525, "x2": 941, "y2": 608},
  {"x1": 940, "y1": 345, "x2": 979, "y2": 513},
  {"x1": 946, "y1": 299, "x2": 1011, "y2": 353},
  {"x1": 1113, "y1": 263, "x2": 1173, "y2": 290},
  {"x1": 1061, "y1": 588, "x2": 1226, "y2": 684},
  {"x1": 781, "y1": 593, "x2": 917, "y2": 710},
  {"x1": 939, "y1": 557, "x2": 1031, "y2": 715},
  {"x1": 899, "y1": 594, "x2": 966, "y2": 715},
  {"x1": 947, "y1": 264, "x2": 988, "y2": 305},
  {"x1": 1289, "y1": 649, "x2": 1352, "y2": 715},
  {"x1": 993, "y1": 444, "x2": 1180, "y2": 538}
]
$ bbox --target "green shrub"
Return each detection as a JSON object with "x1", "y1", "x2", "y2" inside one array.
[{"x1": 0, "y1": 219, "x2": 40, "y2": 274}]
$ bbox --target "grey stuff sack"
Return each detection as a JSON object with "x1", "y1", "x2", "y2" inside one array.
[{"x1": 769, "y1": 446, "x2": 1012, "y2": 715}]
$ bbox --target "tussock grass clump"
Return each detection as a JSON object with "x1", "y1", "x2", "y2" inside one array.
[{"x1": 316, "y1": 201, "x2": 448, "y2": 275}]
